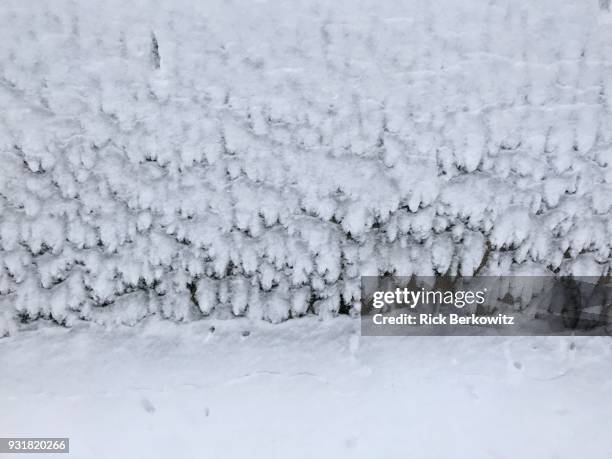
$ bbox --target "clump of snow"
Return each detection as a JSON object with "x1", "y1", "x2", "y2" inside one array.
[{"x1": 0, "y1": 0, "x2": 610, "y2": 327}]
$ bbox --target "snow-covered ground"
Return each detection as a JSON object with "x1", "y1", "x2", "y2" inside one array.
[
  {"x1": 2, "y1": 318, "x2": 612, "y2": 459},
  {"x1": 1, "y1": 2, "x2": 611, "y2": 456}
]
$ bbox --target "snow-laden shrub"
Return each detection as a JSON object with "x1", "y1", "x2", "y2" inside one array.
[{"x1": 0, "y1": 0, "x2": 610, "y2": 328}]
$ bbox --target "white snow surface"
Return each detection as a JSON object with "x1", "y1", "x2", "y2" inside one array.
[
  {"x1": 2, "y1": 3, "x2": 611, "y2": 457},
  {"x1": 2, "y1": 317, "x2": 612, "y2": 459},
  {"x1": 0, "y1": 0, "x2": 611, "y2": 328}
]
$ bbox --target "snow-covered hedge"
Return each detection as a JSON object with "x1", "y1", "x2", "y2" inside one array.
[{"x1": 0, "y1": 0, "x2": 611, "y2": 330}]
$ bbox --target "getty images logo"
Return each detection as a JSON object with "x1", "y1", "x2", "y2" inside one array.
[{"x1": 371, "y1": 287, "x2": 487, "y2": 309}]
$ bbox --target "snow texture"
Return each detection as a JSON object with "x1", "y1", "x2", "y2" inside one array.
[
  {"x1": 0, "y1": 0, "x2": 611, "y2": 330},
  {"x1": 2, "y1": 317, "x2": 612, "y2": 459}
]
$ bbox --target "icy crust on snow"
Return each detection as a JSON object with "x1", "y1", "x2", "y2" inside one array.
[{"x1": 0, "y1": 0, "x2": 611, "y2": 329}]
